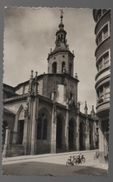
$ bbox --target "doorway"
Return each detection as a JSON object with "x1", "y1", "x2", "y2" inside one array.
[
  {"x1": 18, "y1": 120, "x2": 24, "y2": 144},
  {"x1": 56, "y1": 114, "x2": 64, "y2": 152},
  {"x1": 79, "y1": 121, "x2": 85, "y2": 150},
  {"x1": 68, "y1": 119, "x2": 75, "y2": 150}
]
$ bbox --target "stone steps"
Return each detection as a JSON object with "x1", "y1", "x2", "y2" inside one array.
[{"x1": 7, "y1": 145, "x2": 24, "y2": 157}]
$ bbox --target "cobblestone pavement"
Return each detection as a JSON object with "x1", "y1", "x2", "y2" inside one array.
[{"x1": 3, "y1": 162, "x2": 108, "y2": 176}]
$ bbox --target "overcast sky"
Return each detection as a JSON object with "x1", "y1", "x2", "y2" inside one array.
[{"x1": 4, "y1": 7, "x2": 97, "y2": 112}]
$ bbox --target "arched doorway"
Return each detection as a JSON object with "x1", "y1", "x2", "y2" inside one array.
[
  {"x1": 68, "y1": 118, "x2": 75, "y2": 150},
  {"x1": 79, "y1": 121, "x2": 85, "y2": 150},
  {"x1": 56, "y1": 113, "x2": 64, "y2": 152}
]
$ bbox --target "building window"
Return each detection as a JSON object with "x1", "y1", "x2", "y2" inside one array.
[
  {"x1": 104, "y1": 85, "x2": 110, "y2": 101},
  {"x1": 103, "y1": 52, "x2": 109, "y2": 66},
  {"x1": 98, "y1": 87, "x2": 104, "y2": 103},
  {"x1": 52, "y1": 62, "x2": 57, "y2": 73},
  {"x1": 98, "y1": 59, "x2": 103, "y2": 71},
  {"x1": 104, "y1": 92, "x2": 110, "y2": 101},
  {"x1": 96, "y1": 22, "x2": 110, "y2": 46},
  {"x1": 97, "y1": 9, "x2": 108, "y2": 22},
  {"x1": 97, "y1": 32, "x2": 102, "y2": 45},
  {"x1": 98, "y1": 84, "x2": 110, "y2": 104},
  {"x1": 37, "y1": 113, "x2": 48, "y2": 140},
  {"x1": 97, "y1": 51, "x2": 110, "y2": 71},
  {"x1": 103, "y1": 24, "x2": 108, "y2": 40}
]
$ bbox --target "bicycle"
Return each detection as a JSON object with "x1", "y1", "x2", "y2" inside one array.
[{"x1": 66, "y1": 155, "x2": 75, "y2": 166}]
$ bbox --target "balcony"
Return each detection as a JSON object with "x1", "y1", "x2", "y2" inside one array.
[
  {"x1": 97, "y1": 93, "x2": 110, "y2": 104},
  {"x1": 95, "y1": 68, "x2": 110, "y2": 85},
  {"x1": 96, "y1": 29, "x2": 109, "y2": 47},
  {"x1": 97, "y1": 97, "x2": 104, "y2": 104},
  {"x1": 96, "y1": 94, "x2": 110, "y2": 116}
]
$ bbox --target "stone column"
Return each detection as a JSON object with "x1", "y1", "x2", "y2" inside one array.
[
  {"x1": 30, "y1": 97, "x2": 39, "y2": 155},
  {"x1": 2, "y1": 127, "x2": 10, "y2": 157},
  {"x1": 74, "y1": 115, "x2": 80, "y2": 151},
  {"x1": 50, "y1": 104, "x2": 57, "y2": 153}
]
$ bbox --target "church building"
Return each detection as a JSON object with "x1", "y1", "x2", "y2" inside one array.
[{"x1": 3, "y1": 11, "x2": 99, "y2": 157}]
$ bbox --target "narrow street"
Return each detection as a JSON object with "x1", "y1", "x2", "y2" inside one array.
[{"x1": 3, "y1": 161, "x2": 107, "y2": 176}]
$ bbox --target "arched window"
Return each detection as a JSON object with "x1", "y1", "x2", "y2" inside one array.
[
  {"x1": 37, "y1": 112, "x2": 48, "y2": 140},
  {"x1": 62, "y1": 61, "x2": 65, "y2": 73},
  {"x1": 52, "y1": 62, "x2": 57, "y2": 73}
]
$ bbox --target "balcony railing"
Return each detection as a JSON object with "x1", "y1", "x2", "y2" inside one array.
[
  {"x1": 97, "y1": 97, "x2": 104, "y2": 104},
  {"x1": 97, "y1": 93, "x2": 110, "y2": 105}
]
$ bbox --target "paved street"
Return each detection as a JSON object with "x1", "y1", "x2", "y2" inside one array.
[{"x1": 3, "y1": 161, "x2": 107, "y2": 176}]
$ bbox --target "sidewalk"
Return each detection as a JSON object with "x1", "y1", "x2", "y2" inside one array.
[{"x1": 2, "y1": 151, "x2": 108, "y2": 170}]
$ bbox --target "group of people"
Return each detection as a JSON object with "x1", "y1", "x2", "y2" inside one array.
[{"x1": 66, "y1": 153, "x2": 85, "y2": 166}]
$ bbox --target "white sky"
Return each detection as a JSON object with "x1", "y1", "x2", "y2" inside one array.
[{"x1": 4, "y1": 7, "x2": 97, "y2": 113}]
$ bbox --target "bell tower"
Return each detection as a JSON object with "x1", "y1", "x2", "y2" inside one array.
[{"x1": 47, "y1": 10, "x2": 75, "y2": 77}]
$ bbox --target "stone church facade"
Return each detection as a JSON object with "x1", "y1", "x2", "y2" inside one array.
[{"x1": 3, "y1": 12, "x2": 99, "y2": 157}]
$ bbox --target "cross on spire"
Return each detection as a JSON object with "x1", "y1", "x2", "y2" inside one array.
[{"x1": 60, "y1": 9, "x2": 64, "y2": 23}]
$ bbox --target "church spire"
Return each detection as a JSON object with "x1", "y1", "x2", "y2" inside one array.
[{"x1": 55, "y1": 10, "x2": 68, "y2": 49}]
